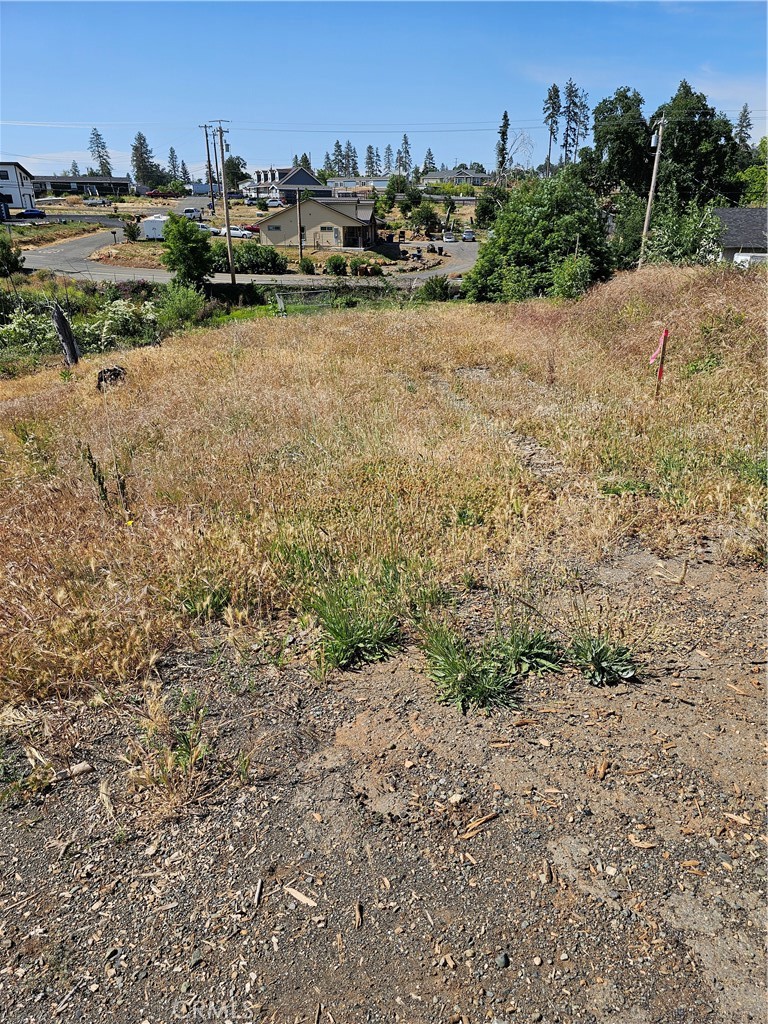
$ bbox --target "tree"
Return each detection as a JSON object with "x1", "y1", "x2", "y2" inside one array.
[
  {"x1": 223, "y1": 155, "x2": 248, "y2": 189},
  {"x1": 160, "y1": 213, "x2": 214, "y2": 287},
  {"x1": 131, "y1": 132, "x2": 166, "y2": 188},
  {"x1": 422, "y1": 147, "x2": 437, "y2": 173},
  {"x1": 475, "y1": 184, "x2": 509, "y2": 228},
  {"x1": 0, "y1": 234, "x2": 25, "y2": 276},
  {"x1": 608, "y1": 186, "x2": 646, "y2": 269},
  {"x1": 643, "y1": 194, "x2": 723, "y2": 266},
  {"x1": 496, "y1": 110, "x2": 510, "y2": 178},
  {"x1": 400, "y1": 134, "x2": 412, "y2": 176},
  {"x1": 374, "y1": 147, "x2": 382, "y2": 174},
  {"x1": 463, "y1": 169, "x2": 612, "y2": 302},
  {"x1": 299, "y1": 153, "x2": 312, "y2": 171},
  {"x1": 543, "y1": 85, "x2": 561, "y2": 177},
  {"x1": 735, "y1": 104, "x2": 754, "y2": 170},
  {"x1": 332, "y1": 139, "x2": 344, "y2": 174},
  {"x1": 395, "y1": 148, "x2": 403, "y2": 174},
  {"x1": 88, "y1": 128, "x2": 112, "y2": 176},
  {"x1": 469, "y1": 162, "x2": 487, "y2": 174},
  {"x1": 409, "y1": 201, "x2": 440, "y2": 233},
  {"x1": 69, "y1": 160, "x2": 80, "y2": 176},
  {"x1": 322, "y1": 151, "x2": 334, "y2": 175},
  {"x1": 292, "y1": 154, "x2": 299, "y2": 168},
  {"x1": 652, "y1": 80, "x2": 739, "y2": 205},
  {"x1": 383, "y1": 144, "x2": 394, "y2": 174},
  {"x1": 167, "y1": 147, "x2": 180, "y2": 181},
  {"x1": 384, "y1": 173, "x2": 409, "y2": 210},
  {"x1": 180, "y1": 160, "x2": 191, "y2": 184},
  {"x1": 364, "y1": 145, "x2": 376, "y2": 176},
  {"x1": 342, "y1": 140, "x2": 358, "y2": 175},
  {"x1": 561, "y1": 79, "x2": 581, "y2": 163},
  {"x1": 738, "y1": 137, "x2": 767, "y2": 205},
  {"x1": 591, "y1": 87, "x2": 651, "y2": 195}
]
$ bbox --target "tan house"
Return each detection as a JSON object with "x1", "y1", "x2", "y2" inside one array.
[{"x1": 257, "y1": 197, "x2": 377, "y2": 249}]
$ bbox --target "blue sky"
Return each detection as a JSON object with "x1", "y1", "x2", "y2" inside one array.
[{"x1": 1, "y1": 1, "x2": 765, "y2": 179}]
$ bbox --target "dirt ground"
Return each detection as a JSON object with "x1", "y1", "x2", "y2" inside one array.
[{"x1": 0, "y1": 499, "x2": 764, "y2": 1023}]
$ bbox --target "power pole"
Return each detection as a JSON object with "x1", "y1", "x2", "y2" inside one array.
[
  {"x1": 213, "y1": 120, "x2": 235, "y2": 284},
  {"x1": 296, "y1": 189, "x2": 303, "y2": 261},
  {"x1": 212, "y1": 136, "x2": 221, "y2": 203},
  {"x1": 200, "y1": 124, "x2": 215, "y2": 214},
  {"x1": 638, "y1": 116, "x2": 666, "y2": 269}
]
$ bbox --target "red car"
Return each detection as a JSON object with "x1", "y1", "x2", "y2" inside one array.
[
  {"x1": 145, "y1": 190, "x2": 162, "y2": 197},
  {"x1": 242, "y1": 224, "x2": 260, "y2": 234}
]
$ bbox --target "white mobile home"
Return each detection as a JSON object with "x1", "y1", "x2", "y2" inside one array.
[{"x1": 141, "y1": 215, "x2": 169, "y2": 240}]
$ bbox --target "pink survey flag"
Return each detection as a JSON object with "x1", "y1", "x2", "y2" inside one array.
[{"x1": 650, "y1": 329, "x2": 668, "y2": 365}]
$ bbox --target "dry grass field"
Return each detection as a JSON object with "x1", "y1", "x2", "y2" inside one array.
[
  {"x1": 0, "y1": 263, "x2": 765, "y2": 1024},
  {"x1": 1, "y1": 264, "x2": 764, "y2": 702}
]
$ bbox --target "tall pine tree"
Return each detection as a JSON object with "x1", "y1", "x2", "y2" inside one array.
[
  {"x1": 562, "y1": 79, "x2": 581, "y2": 163},
  {"x1": 167, "y1": 147, "x2": 180, "y2": 180},
  {"x1": 496, "y1": 111, "x2": 510, "y2": 180},
  {"x1": 383, "y1": 144, "x2": 394, "y2": 173},
  {"x1": 422, "y1": 147, "x2": 437, "y2": 173},
  {"x1": 88, "y1": 127, "x2": 112, "y2": 176},
  {"x1": 543, "y1": 85, "x2": 561, "y2": 177},
  {"x1": 180, "y1": 160, "x2": 191, "y2": 184},
  {"x1": 374, "y1": 147, "x2": 382, "y2": 174},
  {"x1": 365, "y1": 145, "x2": 376, "y2": 176},
  {"x1": 400, "y1": 134, "x2": 412, "y2": 176},
  {"x1": 332, "y1": 139, "x2": 344, "y2": 175}
]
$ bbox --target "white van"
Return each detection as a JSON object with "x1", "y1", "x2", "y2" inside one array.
[{"x1": 182, "y1": 207, "x2": 202, "y2": 221}]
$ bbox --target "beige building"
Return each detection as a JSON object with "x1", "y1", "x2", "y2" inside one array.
[{"x1": 257, "y1": 198, "x2": 377, "y2": 249}]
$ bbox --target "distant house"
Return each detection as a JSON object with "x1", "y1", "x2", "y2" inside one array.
[
  {"x1": 0, "y1": 162, "x2": 36, "y2": 209},
  {"x1": 256, "y1": 197, "x2": 378, "y2": 249},
  {"x1": 713, "y1": 208, "x2": 767, "y2": 266},
  {"x1": 327, "y1": 175, "x2": 392, "y2": 193},
  {"x1": 241, "y1": 166, "x2": 331, "y2": 200},
  {"x1": 422, "y1": 167, "x2": 492, "y2": 188},
  {"x1": 33, "y1": 174, "x2": 133, "y2": 197}
]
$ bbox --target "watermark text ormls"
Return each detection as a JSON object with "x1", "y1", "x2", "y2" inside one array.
[{"x1": 170, "y1": 998, "x2": 259, "y2": 1021}]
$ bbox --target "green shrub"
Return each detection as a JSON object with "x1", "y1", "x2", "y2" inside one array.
[
  {"x1": 77, "y1": 299, "x2": 157, "y2": 353},
  {"x1": 569, "y1": 633, "x2": 637, "y2": 686},
  {"x1": 550, "y1": 254, "x2": 593, "y2": 299},
  {"x1": 326, "y1": 254, "x2": 347, "y2": 276},
  {"x1": 155, "y1": 283, "x2": 205, "y2": 334},
  {"x1": 161, "y1": 213, "x2": 214, "y2": 287},
  {"x1": 210, "y1": 241, "x2": 288, "y2": 275},
  {"x1": 298, "y1": 256, "x2": 315, "y2": 275},
  {"x1": 0, "y1": 309, "x2": 57, "y2": 353},
  {"x1": 0, "y1": 235, "x2": 25, "y2": 276},
  {"x1": 123, "y1": 220, "x2": 141, "y2": 243},
  {"x1": 420, "y1": 275, "x2": 451, "y2": 301},
  {"x1": 421, "y1": 619, "x2": 522, "y2": 713}
]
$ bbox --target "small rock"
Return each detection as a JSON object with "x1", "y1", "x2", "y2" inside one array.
[
  {"x1": 559, "y1": 952, "x2": 569, "y2": 961},
  {"x1": 495, "y1": 952, "x2": 510, "y2": 969},
  {"x1": 533, "y1": 956, "x2": 542, "y2": 967}
]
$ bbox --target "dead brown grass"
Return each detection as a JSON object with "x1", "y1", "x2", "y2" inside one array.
[{"x1": 0, "y1": 265, "x2": 764, "y2": 701}]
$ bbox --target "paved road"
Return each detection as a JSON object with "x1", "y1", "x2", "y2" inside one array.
[{"x1": 21, "y1": 231, "x2": 480, "y2": 289}]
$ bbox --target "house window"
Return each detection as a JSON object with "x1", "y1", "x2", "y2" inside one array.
[
  {"x1": 267, "y1": 225, "x2": 281, "y2": 232},
  {"x1": 0, "y1": 171, "x2": 8, "y2": 180},
  {"x1": 320, "y1": 225, "x2": 333, "y2": 232}
]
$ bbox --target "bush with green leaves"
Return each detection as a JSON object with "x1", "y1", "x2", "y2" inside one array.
[
  {"x1": 123, "y1": 219, "x2": 141, "y2": 242},
  {"x1": 643, "y1": 197, "x2": 723, "y2": 266},
  {"x1": 160, "y1": 212, "x2": 214, "y2": 287},
  {"x1": 154, "y1": 283, "x2": 205, "y2": 335},
  {"x1": 420, "y1": 275, "x2": 451, "y2": 301},
  {"x1": 77, "y1": 299, "x2": 157, "y2": 353},
  {"x1": 326, "y1": 254, "x2": 347, "y2": 276},
  {"x1": 0, "y1": 308, "x2": 57, "y2": 353},
  {"x1": 298, "y1": 256, "x2": 315, "y2": 275},
  {"x1": 0, "y1": 235, "x2": 25, "y2": 276},
  {"x1": 209, "y1": 240, "x2": 288, "y2": 275},
  {"x1": 550, "y1": 254, "x2": 593, "y2": 299},
  {"x1": 463, "y1": 169, "x2": 612, "y2": 302}
]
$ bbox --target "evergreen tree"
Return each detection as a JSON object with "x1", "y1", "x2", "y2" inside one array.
[
  {"x1": 223, "y1": 155, "x2": 248, "y2": 189},
  {"x1": 365, "y1": 145, "x2": 376, "y2": 176},
  {"x1": 88, "y1": 127, "x2": 112, "y2": 176},
  {"x1": 322, "y1": 152, "x2": 333, "y2": 174},
  {"x1": 299, "y1": 153, "x2": 312, "y2": 170},
  {"x1": 332, "y1": 139, "x2": 344, "y2": 174},
  {"x1": 735, "y1": 104, "x2": 754, "y2": 170},
  {"x1": 167, "y1": 147, "x2": 180, "y2": 181},
  {"x1": 374, "y1": 147, "x2": 382, "y2": 174},
  {"x1": 573, "y1": 88, "x2": 591, "y2": 155},
  {"x1": 422, "y1": 147, "x2": 437, "y2": 173},
  {"x1": 383, "y1": 144, "x2": 394, "y2": 173},
  {"x1": 161, "y1": 213, "x2": 214, "y2": 287},
  {"x1": 543, "y1": 85, "x2": 561, "y2": 177},
  {"x1": 292, "y1": 154, "x2": 299, "y2": 168},
  {"x1": 395, "y1": 148, "x2": 403, "y2": 174},
  {"x1": 496, "y1": 111, "x2": 510, "y2": 179},
  {"x1": 180, "y1": 160, "x2": 191, "y2": 184},
  {"x1": 131, "y1": 132, "x2": 164, "y2": 187},
  {"x1": 400, "y1": 133, "x2": 412, "y2": 175},
  {"x1": 69, "y1": 160, "x2": 80, "y2": 176},
  {"x1": 562, "y1": 79, "x2": 580, "y2": 163}
]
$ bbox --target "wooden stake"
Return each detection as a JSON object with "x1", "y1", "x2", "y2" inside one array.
[{"x1": 654, "y1": 329, "x2": 669, "y2": 399}]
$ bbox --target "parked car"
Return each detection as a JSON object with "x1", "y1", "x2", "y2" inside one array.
[
  {"x1": 461, "y1": 229, "x2": 476, "y2": 242},
  {"x1": 15, "y1": 208, "x2": 46, "y2": 219},
  {"x1": 442, "y1": 231, "x2": 455, "y2": 242},
  {"x1": 197, "y1": 223, "x2": 219, "y2": 234},
  {"x1": 244, "y1": 198, "x2": 259, "y2": 206},
  {"x1": 84, "y1": 198, "x2": 109, "y2": 207},
  {"x1": 223, "y1": 226, "x2": 253, "y2": 238},
  {"x1": 182, "y1": 207, "x2": 202, "y2": 221},
  {"x1": 227, "y1": 191, "x2": 244, "y2": 199},
  {"x1": 266, "y1": 199, "x2": 283, "y2": 208},
  {"x1": 242, "y1": 224, "x2": 261, "y2": 234},
  {"x1": 145, "y1": 190, "x2": 163, "y2": 197}
]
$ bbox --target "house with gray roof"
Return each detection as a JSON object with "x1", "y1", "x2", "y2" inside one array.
[{"x1": 713, "y1": 207, "x2": 767, "y2": 266}]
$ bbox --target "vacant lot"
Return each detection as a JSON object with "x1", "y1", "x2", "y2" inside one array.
[
  {"x1": 9, "y1": 221, "x2": 104, "y2": 249},
  {"x1": 0, "y1": 265, "x2": 764, "y2": 1023}
]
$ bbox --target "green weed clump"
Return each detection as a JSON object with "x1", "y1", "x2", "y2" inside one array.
[
  {"x1": 309, "y1": 573, "x2": 400, "y2": 671},
  {"x1": 569, "y1": 632, "x2": 638, "y2": 686}
]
